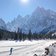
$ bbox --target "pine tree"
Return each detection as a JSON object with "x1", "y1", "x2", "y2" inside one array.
[{"x1": 28, "y1": 29, "x2": 32, "y2": 40}]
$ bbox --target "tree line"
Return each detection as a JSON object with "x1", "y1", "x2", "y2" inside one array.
[{"x1": 0, "y1": 28, "x2": 56, "y2": 41}]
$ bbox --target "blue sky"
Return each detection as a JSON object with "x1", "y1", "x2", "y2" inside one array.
[{"x1": 0, "y1": 0, "x2": 56, "y2": 23}]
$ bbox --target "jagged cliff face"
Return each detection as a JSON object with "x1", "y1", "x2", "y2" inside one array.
[
  {"x1": 0, "y1": 18, "x2": 7, "y2": 30},
  {"x1": 27, "y1": 7, "x2": 56, "y2": 33},
  {"x1": 0, "y1": 7, "x2": 56, "y2": 33}
]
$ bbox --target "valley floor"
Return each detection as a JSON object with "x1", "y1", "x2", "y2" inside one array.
[{"x1": 0, "y1": 40, "x2": 56, "y2": 56}]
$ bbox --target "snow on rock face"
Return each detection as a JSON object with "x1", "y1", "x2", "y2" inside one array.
[
  {"x1": 44, "y1": 42, "x2": 56, "y2": 56},
  {"x1": 28, "y1": 7, "x2": 56, "y2": 33},
  {"x1": 7, "y1": 15, "x2": 30, "y2": 32},
  {"x1": 52, "y1": 32, "x2": 56, "y2": 36},
  {"x1": 0, "y1": 7, "x2": 56, "y2": 33},
  {"x1": 0, "y1": 18, "x2": 6, "y2": 30},
  {"x1": 7, "y1": 7, "x2": 56, "y2": 33}
]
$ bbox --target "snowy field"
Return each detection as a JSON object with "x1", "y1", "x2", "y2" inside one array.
[{"x1": 0, "y1": 40, "x2": 56, "y2": 56}]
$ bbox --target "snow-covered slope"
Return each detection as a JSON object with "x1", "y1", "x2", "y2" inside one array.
[
  {"x1": 0, "y1": 18, "x2": 6, "y2": 30},
  {"x1": 28, "y1": 7, "x2": 56, "y2": 33},
  {"x1": 40, "y1": 25, "x2": 56, "y2": 34},
  {"x1": 6, "y1": 7, "x2": 56, "y2": 33},
  {"x1": 7, "y1": 15, "x2": 30, "y2": 32}
]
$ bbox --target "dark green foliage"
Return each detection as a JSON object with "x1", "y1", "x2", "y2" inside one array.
[
  {"x1": 0, "y1": 28, "x2": 56, "y2": 41},
  {"x1": 14, "y1": 33, "x2": 18, "y2": 40},
  {"x1": 28, "y1": 30, "x2": 32, "y2": 40}
]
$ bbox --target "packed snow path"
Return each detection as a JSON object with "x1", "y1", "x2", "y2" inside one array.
[{"x1": 0, "y1": 40, "x2": 56, "y2": 56}]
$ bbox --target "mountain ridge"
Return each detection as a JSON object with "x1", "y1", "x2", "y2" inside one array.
[{"x1": 0, "y1": 7, "x2": 56, "y2": 33}]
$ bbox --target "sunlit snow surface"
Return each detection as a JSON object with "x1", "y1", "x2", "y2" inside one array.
[{"x1": 0, "y1": 40, "x2": 56, "y2": 56}]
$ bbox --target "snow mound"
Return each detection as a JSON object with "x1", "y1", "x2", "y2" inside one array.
[{"x1": 44, "y1": 42, "x2": 56, "y2": 56}]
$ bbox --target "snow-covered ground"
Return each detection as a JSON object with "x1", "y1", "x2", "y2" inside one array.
[{"x1": 0, "y1": 40, "x2": 56, "y2": 56}]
